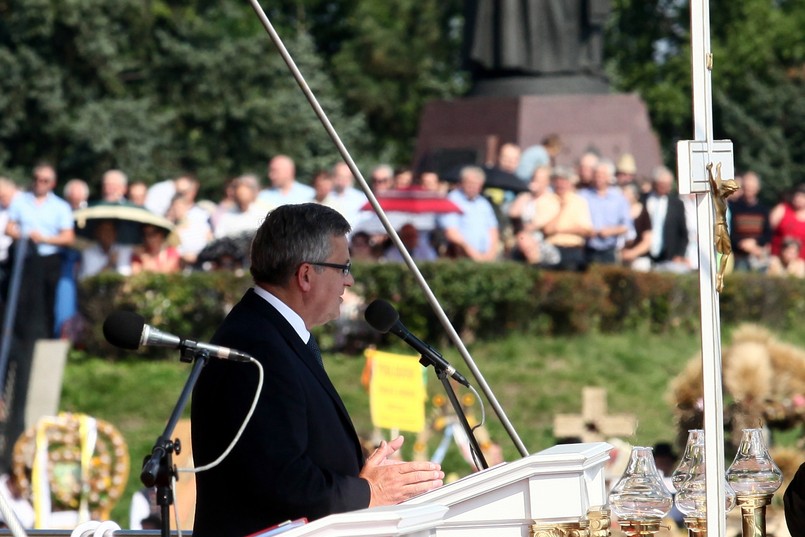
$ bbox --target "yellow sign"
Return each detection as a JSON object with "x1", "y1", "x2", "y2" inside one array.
[{"x1": 366, "y1": 349, "x2": 426, "y2": 433}]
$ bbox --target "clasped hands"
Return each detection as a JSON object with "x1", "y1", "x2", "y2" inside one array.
[{"x1": 360, "y1": 436, "x2": 444, "y2": 506}]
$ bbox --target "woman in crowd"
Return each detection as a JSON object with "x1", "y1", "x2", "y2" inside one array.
[
  {"x1": 769, "y1": 184, "x2": 805, "y2": 260},
  {"x1": 767, "y1": 236, "x2": 805, "y2": 278},
  {"x1": 131, "y1": 224, "x2": 180, "y2": 274}
]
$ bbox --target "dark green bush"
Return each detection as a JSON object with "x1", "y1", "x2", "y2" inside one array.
[{"x1": 78, "y1": 262, "x2": 805, "y2": 357}]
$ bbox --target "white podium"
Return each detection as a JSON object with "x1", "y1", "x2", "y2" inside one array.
[
  {"x1": 274, "y1": 504, "x2": 448, "y2": 537},
  {"x1": 400, "y1": 442, "x2": 612, "y2": 536}
]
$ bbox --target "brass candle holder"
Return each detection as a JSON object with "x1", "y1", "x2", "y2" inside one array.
[
  {"x1": 587, "y1": 506, "x2": 611, "y2": 537},
  {"x1": 734, "y1": 495, "x2": 772, "y2": 537},
  {"x1": 616, "y1": 519, "x2": 663, "y2": 536},
  {"x1": 726, "y1": 429, "x2": 782, "y2": 537},
  {"x1": 609, "y1": 446, "x2": 673, "y2": 537},
  {"x1": 683, "y1": 516, "x2": 707, "y2": 536},
  {"x1": 530, "y1": 519, "x2": 588, "y2": 537},
  {"x1": 673, "y1": 430, "x2": 736, "y2": 537}
]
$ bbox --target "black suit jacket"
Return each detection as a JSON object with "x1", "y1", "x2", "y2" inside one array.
[
  {"x1": 647, "y1": 194, "x2": 688, "y2": 262},
  {"x1": 191, "y1": 289, "x2": 369, "y2": 537},
  {"x1": 785, "y1": 462, "x2": 805, "y2": 535}
]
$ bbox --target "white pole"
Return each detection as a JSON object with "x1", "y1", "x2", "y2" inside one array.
[{"x1": 688, "y1": 1, "x2": 727, "y2": 535}]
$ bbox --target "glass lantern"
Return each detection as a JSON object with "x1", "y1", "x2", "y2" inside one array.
[
  {"x1": 726, "y1": 428, "x2": 782, "y2": 497},
  {"x1": 672, "y1": 429, "x2": 704, "y2": 492},
  {"x1": 610, "y1": 446, "x2": 673, "y2": 526},
  {"x1": 674, "y1": 441, "x2": 737, "y2": 518}
]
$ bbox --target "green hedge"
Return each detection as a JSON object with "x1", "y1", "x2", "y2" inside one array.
[{"x1": 77, "y1": 262, "x2": 805, "y2": 357}]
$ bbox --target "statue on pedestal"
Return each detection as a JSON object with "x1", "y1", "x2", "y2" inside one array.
[{"x1": 464, "y1": 0, "x2": 611, "y2": 95}]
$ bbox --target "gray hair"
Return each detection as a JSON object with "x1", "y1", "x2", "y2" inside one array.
[
  {"x1": 652, "y1": 166, "x2": 674, "y2": 183},
  {"x1": 63, "y1": 178, "x2": 89, "y2": 199},
  {"x1": 236, "y1": 173, "x2": 261, "y2": 192},
  {"x1": 371, "y1": 164, "x2": 393, "y2": 179},
  {"x1": 103, "y1": 169, "x2": 128, "y2": 187},
  {"x1": 460, "y1": 165, "x2": 486, "y2": 183},
  {"x1": 596, "y1": 159, "x2": 616, "y2": 178},
  {"x1": 250, "y1": 203, "x2": 351, "y2": 286}
]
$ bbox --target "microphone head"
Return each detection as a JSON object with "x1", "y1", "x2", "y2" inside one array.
[
  {"x1": 103, "y1": 310, "x2": 145, "y2": 350},
  {"x1": 364, "y1": 299, "x2": 400, "y2": 334}
]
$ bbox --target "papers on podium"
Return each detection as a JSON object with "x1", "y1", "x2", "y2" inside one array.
[
  {"x1": 257, "y1": 504, "x2": 448, "y2": 537},
  {"x1": 245, "y1": 518, "x2": 307, "y2": 536}
]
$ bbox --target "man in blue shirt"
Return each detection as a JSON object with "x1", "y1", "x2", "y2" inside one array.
[
  {"x1": 438, "y1": 166, "x2": 500, "y2": 261},
  {"x1": 6, "y1": 163, "x2": 75, "y2": 336},
  {"x1": 258, "y1": 155, "x2": 315, "y2": 209},
  {"x1": 580, "y1": 160, "x2": 633, "y2": 264}
]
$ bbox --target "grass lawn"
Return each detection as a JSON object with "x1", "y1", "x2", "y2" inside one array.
[{"x1": 57, "y1": 325, "x2": 801, "y2": 527}]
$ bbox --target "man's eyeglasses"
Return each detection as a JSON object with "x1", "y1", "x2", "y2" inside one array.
[{"x1": 307, "y1": 261, "x2": 351, "y2": 277}]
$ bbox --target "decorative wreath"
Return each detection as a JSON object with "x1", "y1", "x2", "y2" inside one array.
[
  {"x1": 668, "y1": 324, "x2": 805, "y2": 450},
  {"x1": 12, "y1": 412, "x2": 129, "y2": 521}
]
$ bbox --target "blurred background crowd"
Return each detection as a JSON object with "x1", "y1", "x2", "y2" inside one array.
[{"x1": 0, "y1": 133, "x2": 800, "y2": 340}]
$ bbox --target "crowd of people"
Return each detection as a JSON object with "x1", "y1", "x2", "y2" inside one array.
[{"x1": 0, "y1": 140, "x2": 801, "y2": 338}]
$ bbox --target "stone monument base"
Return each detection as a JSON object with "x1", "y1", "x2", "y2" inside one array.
[
  {"x1": 414, "y1": 93, "x2": 662, "y2": 180},
  {"x1": 469, "y1": 75, "x2": 610, "y2": 97}
]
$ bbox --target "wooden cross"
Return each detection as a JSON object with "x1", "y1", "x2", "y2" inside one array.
[
  {"x1": 553, "y1": 387, "x2": 636, "y2": 443},
  {"x1": 675, "y1": 1, "x2": 729, "y2": 534}
]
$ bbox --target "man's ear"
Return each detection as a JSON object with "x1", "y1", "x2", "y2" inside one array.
[{"x1": 297, "y1": 263, "x2": 313, "y2": 292}]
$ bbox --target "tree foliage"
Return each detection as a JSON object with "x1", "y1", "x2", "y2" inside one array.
[
  {"x1": 2, "y1": 0, "x2": 805, "y2": 203},
  {"x1": 607, "y1": 0, "x2": 805, "y2": 202},
  {"x1": 326, "y1": 0, "x2": 467, "y2": 163},
  {"x1": 0, "y1": 0, "x2": 368, "y2": 196}
]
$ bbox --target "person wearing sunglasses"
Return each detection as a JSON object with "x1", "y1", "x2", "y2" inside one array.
[{"x1": 6, "y1": 162, "x2": 75, "y2": 336}]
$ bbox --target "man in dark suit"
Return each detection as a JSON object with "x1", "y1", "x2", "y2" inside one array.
[
  {"x1": 191, "y1": 203, "x2": 443, "y2": 537},
  {"x1": 645, "y1": 166, "x2": 689, "y2": 270},
  {"x1": 785, "y1": 461, "x2": 805, "y2": 535}
]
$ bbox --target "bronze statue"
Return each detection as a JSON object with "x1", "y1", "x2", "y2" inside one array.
[
  {"x1": 464, "y1": 0, "x2": 610, "y2": 79},
  {"x1": 708, "y1": 162, "x2": 740, "y2": 293}
]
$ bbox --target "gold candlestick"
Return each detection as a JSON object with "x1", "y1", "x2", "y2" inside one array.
[
  {"x1": 617, "y1": 518, "x2": 663, "y2": 536},
  {"x1": 735, "y1": 495, "x2": 772, "y2": 537},
  {"x1": 726, "y1": 429, "x2": 782, "y2": 537},
  {"x1": 530, "y1": 519, "x2": 588, "y2": 537},
  {"x1": 683, "y1": 516, "x2": 707, "y2": 536},
  {"x1": 587, "y1": 506, "x2": 611, "y2": 537}
]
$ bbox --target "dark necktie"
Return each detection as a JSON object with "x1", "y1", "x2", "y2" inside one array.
[{"x1": 307, "y1": 335, "x2": 323, "y2": 368}]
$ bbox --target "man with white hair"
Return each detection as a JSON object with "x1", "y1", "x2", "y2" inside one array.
[
  {"x1": 646, "y1": 166, "x2": 689, "y2": 270},
  {"x1": 579, "y1": 159, "x2": 633, "y2": 264},
  {"x1": 100, "y1": 169, "x2": 128, "y2": 204},
  {"x1": 63, "y1": 179, "x2": 89, "y2": 210},
  {"x1": 438, "y1": 166, "x2": 499, "y2": 261}
]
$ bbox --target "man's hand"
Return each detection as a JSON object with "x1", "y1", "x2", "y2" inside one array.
[
  {"x1": 360, "y1": 436, "x2": 444, "y2": 507},
  {"x1": 29, "y1": 230, "x2": 45, "y2": 244}
]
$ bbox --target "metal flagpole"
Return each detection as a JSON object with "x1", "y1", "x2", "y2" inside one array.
[
  {"x1": 245, "y1": 0, "x2": 529, "y2": 458},
  {"x1": 676, "y1": 1, "x2": 732, "y2": 535}
]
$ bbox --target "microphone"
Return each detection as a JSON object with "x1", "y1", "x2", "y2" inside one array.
[
  {"x1": 103, "y1": 310, "x2": 254, "y2": 363},
  {"x1": 364, "y1": 299, "x2": 469, "y2": 387}
]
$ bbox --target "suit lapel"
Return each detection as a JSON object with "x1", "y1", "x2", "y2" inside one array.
[{"x1": 243, "y1": 290, "x2": 357, "y2": 437}]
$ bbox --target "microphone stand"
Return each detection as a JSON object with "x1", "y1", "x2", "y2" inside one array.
[
  {"x1": 140, "y1": 347, "x2": 209, "y2": 537},
  {"x1": 426, "y1": 357, "x2": 488, "y2": 471}
]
